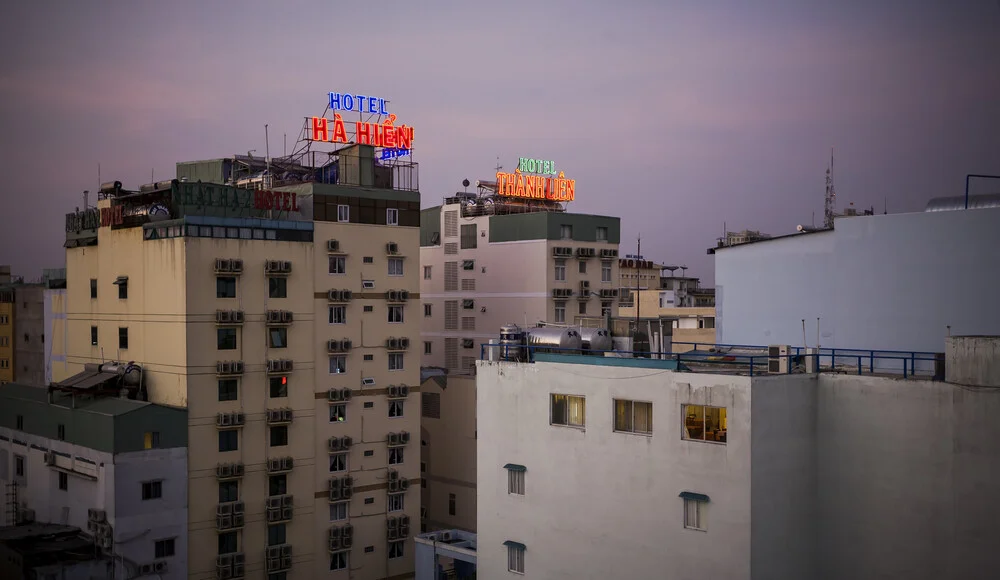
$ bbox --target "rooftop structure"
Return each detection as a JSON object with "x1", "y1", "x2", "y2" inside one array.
[
  {"x1": 0, "y1": 523, "x2": 112, "y2": 579},
  {"x1": 414, "y1": 529, "x2": 477, "y2": 580}
]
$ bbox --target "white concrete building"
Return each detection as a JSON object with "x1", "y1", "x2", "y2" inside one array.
[
  {"x1": 420, "y1": 198, "x2": 621, "y2": 372},
  {"x1": 0, "y1": 382, "x2": 188, "y2": 579},
  {"x1": 712, "y1": 205, "x2": 1000, "y2": 353},
  {"x1": 475, "y1": 337, "x2": 1000, "y2": 580}
]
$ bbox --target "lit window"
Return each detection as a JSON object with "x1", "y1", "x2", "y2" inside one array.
[
  {"x1": 329, "y1": 404, "x2": 346, "y2": 423},
  {"x1": 550, "y1": 394, "x2": 585, "y2": 427},
  {"x1": 682, "y1": 405, "x2": 727, "y2": 444},
  {"x1": 614, "y1": 399, "x2": 652, "y2": 435},
  {"x1": 143, "y1": 431, "x2": 160, "y2": 449}
]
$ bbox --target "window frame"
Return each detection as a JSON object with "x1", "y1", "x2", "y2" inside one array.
[
  {"x1": 423, "y1": 266, "x2": 431, "y2": 280},
  {"x1": 329, "y1": 403, "x2": 346, "y2": 423},
  {"x1": 388, "y1": 540, "x2": 405, "y2": 559},
  {"x1": 613, "y1": 399, "x2": 653, "y2": 435},
  {"x1": 388, "y1": 257, "x2": 404, "y2": 277},
  {"x1": 329, "y1": 452, "x2": 348, "y2": 473},
  {"x1": 268, "y1": 327, "x2": 287, "y2": 349},
  {"x1": 553, "y1": 301, "x2": 566, "y2": 324},
  {"x1": 386, "y1": 208, "x2": 399, "y2": 226},
  {"x1": 388, "y1": 492, "x2": 404, "y2": 512},
  {"x1": 388, "y1": 352, "x2": 404, "y2": 371},
  {"x1": 329, "y1": 255, "x2": 346, "y2": 275},
  {"x1": 682, "y1": 404, "x2": 728, "y2": 444},
  {"x1": 683, "y1": 497, "x2": 706, "y2": 531},
  {"x1": 337, "y1": 204, "x2": 350, "y2": 222},
  {"x1": 216, "y1": 276, "x2": 237, "y2": 299},
  {"x1": 507, "y1": 543, "x2": 525, "y2": 574},
  {"x1": 601, "y1": 261, "x2": 612, "y2": 282},
  {"x1": 154, "y1": 538, "x2": 176, "y2": 559},
  {"x1": 268, "y1": 277, "x2": 287, "y2": 299},
  {"x1": 554, "y1": 258, "x2": 566, "y2": 281},
  {"x1": 389, "y1": 447, "x2": 404, "y2": 465},
  {"x1": 329, "y1": 501, "x2": 349, "y2": 522},
  {"x1": 388, "y1": 305, "x2": 404, "y2": 324},
  {"x1": 388, "y1": 400, "x2": 404, "y2": 418},
  {"x1": 141, "y1": 480, "x2": 163, "y2": 500},
  {"x1": 330, "y1": 550, "x2": 349, "y2": 571},
  {"x1": 329, "y1": 355, "x2": 347, "y2": 375},
  {"x1": 217, "y1": 328, "x2": 237, "y2": 350},
  {"x1": 269, "y1": 425, "x2": 288, "y2": 447},
  {"x1": 218, "y1": 429, "x2": 239, "y2": 452},
  {"x1": 507, "y1": 468, "x2": 525, "y2": 495},
  {"x1": 329, "y1": 304, "x2": 347, "y2": 325},
  {"x1": 269, "y1": 376, "x2": 288, "y2": 398},
  {"x1": 550, "y1": 394, "x2": 586, "y2": 428},
  {"x1": 118, "y1": 327, "x2": 129, "y2": 350}
]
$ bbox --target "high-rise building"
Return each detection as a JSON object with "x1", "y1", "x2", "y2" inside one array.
[
  {"x1": 0, "y1": 268, "x2": 67, "y2": 386},
  {"x1": 60, "y1": 142, "x2": 421, "y2": 579},
  {"x1": 419, "y1": 192, "x2": 622, "y2": 373}
]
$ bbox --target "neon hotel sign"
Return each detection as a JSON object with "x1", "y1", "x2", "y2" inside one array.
[
  {"x1": 495, "y1": 157, "x2": 576, "y2": 202},
  {"x1": 308, "y1": 92, "x2": 414, "y2": 157}
]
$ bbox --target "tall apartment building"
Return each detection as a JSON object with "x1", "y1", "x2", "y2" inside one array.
[
  {"x1": 0, "y1": 381, "x2": 188, "y2": 578},
  {"x1": 0, "y1": 269, "x2": 68, "y2": 386},
  {"x1": 60, "y1": 143, "x2": 421, "y2": 579},
  {"x1": 419, "y1": 196, "x2": 622, "y2": 372},
  {"x1": 0, "y1": 286, "x2": 12, "y2": 385},
  {"x1": 475, "y1": 337, "x2": 1000, "y2": 580}
]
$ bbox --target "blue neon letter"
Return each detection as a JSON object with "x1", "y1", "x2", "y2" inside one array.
[{"x1": 329, "y1": 92, "x2": 341, "y2": 110}]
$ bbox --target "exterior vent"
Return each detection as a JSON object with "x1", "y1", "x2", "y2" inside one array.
[{"x1": 361, "y1": 377, "x2": 376, "y2": 387}]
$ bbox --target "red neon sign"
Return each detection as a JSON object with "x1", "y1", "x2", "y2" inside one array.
[
  {"x1": 253, "y1": 190, "x2": 299, "y2": 212},
  {"x1": 309, "y1": 114, "x2": 414, "y2": 149}
]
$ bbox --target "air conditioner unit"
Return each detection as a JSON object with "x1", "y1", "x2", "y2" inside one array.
[
  {"x1": 217, "y1": 413, "x2": 232, "y2": 427},
  {"x1": 399, "y1": 337, "x2": 410, "y2": 350},
  {"x1": 342, "y1": 388, "x2": 353, "y2": 400},
  {"x1": 399, "y1": 431, "x2": 410, "y2": 444},
  {"x1": 281, "y1": 360, "x2": 293, "y2": 372},
  {"x1": 341, "y1": 436, "x2": 353, "y2": 448},
  {"x1": 44, "y1": 452, "x2": 55, "y2": 465},
  {"x1": 266, "y1": 311, "x2": 282, "y2": 324},
  {"x1": 386, "y1": 290, "x2": 399, "y2": 302},
  {"x1": 267, "y1": 360, "x2": 282, "y2": 373},
  {"x1": 140, "y1": 564, "x2": 154, "y2": 575},
  {"x1": 216, "y1": 310, "x2": 232, "y2": 323},
  {"x1": 327, "y1": 339, "x2": 341, "y2": 353},
  {"x1": 265, "y1": 260, "x2": 280, "y2": 273},
  {"x1": 217, "y1": 514, "x2": 233, "y2": 530},
  {"x1": 341, "y1": 339, "x2": 352, "y2": 351},
  {"x1": 388, "y1": 385, "x2": 399, "y2": 398},
  {"x1": 327, "y1": 289, "x2": 341, "y2": 302},
  {"x1": 387, "y1": 528, "x2": 400, "y2": 540},
  {"x1": 233, "y1": 463, "x2": 245, "y2": 477},
  {"x1": 217, "y1": 464, "x2": 233, "y2": 478},
  {"x1": 266, "y1": 409, "x2": 281, "y2": 423},
  {"x1": 341, "y1": 290, "x2": 353, "y2": 301},
  {"x1": 231, "y1": 259, "x2": 243, "y2": 273},
  {"x1": 232, "y1": 501, "x2": 244, "y2": 514},
  {"x1": 329, "y1": 437, "x2": 342, "y2": 451},
  {"x1": 388, "y1": 469, "x2": 399, "y2": 481},
  {"x1": 387, "y1": 338, "x2": 400, "y2": 350},
  {"x1": 215, "y1": 258, "x2": 229, "y2": 273},
  {"x1": 386, "y1": 242, "x2": 399, "y2": 255},
  {"x1": 232, "y1": 361, "x2": 245, "y2": 374},
  {"x1": 400, "y1": 290, "x2": 410, "y2": 301},
  {"x1": 281, "y1": 261, "x2": 292, "y2": 273},
  {"x1": 154, "y1": 561, "x2": 168, "y2": 573},
  {"x1": 232, "y1": 310, "x2": 245, "y2": 323},
  {"x1": 580, "y1": 280, "x2": 590, "y2": 289},
  {"x1": 328, "y1": 388, "x2": 342, "y2": 401},
  {"x1": 327, "y1": 239, "x2": 340, "y2": 252},
  {"x1": 768, "y1": 345, "x2": 790, "y2": 374},
  {"x1": 232, "y1": 412, "x2": 245, "y2": 426},
  {"x1": 281, "y1": 311, "x2": 293, "y2": 323},
  {"x1": 282, "y1": 457, "x2": 294, "y2": 470},
  {"x1": 267, "y1": 458, "x2": 283, "y2": 473},
  {"x1": 329, "y1": 534, "x2": 342, "y2": 551},
  {"x1": 266, "y1": 497, "x2": 282, "y2": 510},
  {"x1": 387, "y1": 433, "x2": 400, "y2": 446},
  {"x1": 217, "y1": 361, "x2": 232, "y2": 375}
]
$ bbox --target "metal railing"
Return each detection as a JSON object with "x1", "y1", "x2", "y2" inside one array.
[{"x1": 480, "y1": 342, "x2": 942, "y2": 379}]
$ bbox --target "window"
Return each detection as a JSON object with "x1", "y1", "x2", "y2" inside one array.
[
  {"x1": 270, "y1": 426, "x2": 288, "y2": 447},
  {"x1": 219, "y1": 379, "x2": 238, "y2": 401},
  {"x1": 218, "y1": 532, "x2": 237, "y2": 555},
  {"x1": 329, "y1": 305, "x2": 347, "y2": 324},
  {"x1": 462, "y1": 259, "x2": 475, "y2": 271},
  {"x1": 506, "y1": 465, "x2": 526, "y2": 495},
  {"x1": 423, "y1": 304, "x2": 432, "y2": 317},
  {"x1": 269, "y1": 475, "x2": 287, "y2": 496},
  {"x1": 268, "y1": 328, "x2": 287, "y2": 348},
  {"x1": 683, "y1": 405, "x2": 727, "y2": 443},
  {"x1": 387, "y1": 208, "x2": 399, "y2": 226},
  {"x1": 118, "y1": 279, "x2": 128, "y2": 299},
  {"x1": 330, "y1": 551, "x2": 348, "y2": 571},
  {"x1": 423, "y1": 266, "x2": 431, "y2": 280},
  {"x1": 601, "y1": 301, "x2": 612, "y2": 317},
  {"x1": 14, "y1": 454, "x2": 25, "y2": 478},
  {"x1": 329, "y1": 356, "x2": 346, "y2": 374},
  {"x1": 217, "y1": 277, "x2": 236, "y2": 298},
  {"x1": 268, "y1": 524, "x2": 286, "y2": 546},
  {"x1": 58, "y1": 424, "x2": 66, "y2": 441},
  {"x1": 362, "y1": 279, "x2": 375, "y2": 289},
  {"x1": 597, "y1": 226, "x2": 608, "y2": 241},
  {"x1": 217, "y1": 328, "x2": 236, "y2": 350},
  {"x1": 16, "y1": 414, "x2": 23, "y2": 430},
  {"x1": 388, "y1": 257, "x2": 404, "y2": 276},
  {"x1": 554, "y1": 302, "x2": 566, "y2": 323},
  {"x1": 90, "y1": 326, "x2": 98, "y2": 346},
  {"x1": 389, "y1": 353, "x2": 404, "y2": 371},
  {"x1": 144, "y1": 431, "x2": 160, "y2": 449},
  {"x1": 269, "y1": 376, "x2": 288, "y2": 398},
  {"x1": 578, "y1": 260, "x2": 587, "y2": 274},
  {"x1": 0, "y1": 359, "x2": 8, "y2": 369},
  {"x1": 554, "y1": 258, "x2": 566, "y2": 281},
  {"x1": 388, "y1": 492, "x2": 404, "y2": 512},
  {"x1": 422, "y1": 392, "x2": 441, "y2": 419},
  {"x1": 602, "y1": 261, "x2": 612, "y2": 282},
  {"x1": 560, "y1": 224, "x2": 573, "y2": 239},
  {"x1": 337, "y1": 204, "x2": 350, "y2": 222},
  {"x1": 681, "y1": 492, "x2": 709, "y2": 530},
  {"x1": 388, "y1": 540, "x2": 405, "y2": 559},
  {"x1": 330, "y1": 501, "x2": 348, "y2": 521},
  {"x1": 330, "y1": 404, "x2": 346, "y2": 423},
  {"x1": 329, "y1": 255, "x2": 346, "y2": 275},
  {"x1": 389, "y1": 447, "x2": 404, "y2": 465},
  {"x1": 329, "y1": 453, "x2": 348, "y2": 473},
  {"x1": 363, "y1": 305, "x2": 373, "y2": 313},
  {"x1": 155, "y1": 538, "x2": 176, "y2": 558},
  {"x1": 268, "y1": 277, "x2": 287, "y2": 298},
  {"x1": 59, "y1": 472, "x2": 68, "y2": 490},
  {"x1": 363, "y1": 354, "x2": 374, "y2": 361},
  {"x1": 218, "y1": 430, "x2": 239, "y2": 452},
  {"x1": 578, "y1": 301, "x2": 587, "y2": 315},
  {"x1": 389, "y1": 400, "x2": 404, "y2": 418},
  {"x1": 388, "y1": 305, "x2": 403, "y2": 323},
  {"x1": 449, "y1": 493, "x2": 456, "y2": 516},
  {"x1": 219, "y1": 481, "x2": 239, "y2": 503},
  {"x1": 614, "y1": 399, "x2": 653, "y2": 434},
  {"x1": 90, "y1": 279, "x2": 97, "y2": 299},
  {"x1": 142, "y1": 480, "x2": 163, "y2": 500},
  {"x1": 550, "y1": 394, "x2": 586, "y2": 427},
  {"x1": 460, "y1": 224, "x2": 477, "y2": 249},
  {"x1": 424, "y1": 341, "x2": 432, "y2": 355},
  {"x1": 363, "y1": 256, "x2": 374, "y2": 264},
  {"x1": 506, "y1": 542, "x2": 525, "y2": 574}
]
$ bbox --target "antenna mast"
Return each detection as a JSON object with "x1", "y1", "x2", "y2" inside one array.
[{"x1": 824, "y1": 147, "x2": 837, "y2": 229}]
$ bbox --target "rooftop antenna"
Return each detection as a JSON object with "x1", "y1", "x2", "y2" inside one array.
[
  {"x1": 495, "y1": 156, "x2": 502, "y2": 173},
  {"x1": 824, "y1": 147, "x2": 837, "y2": 229},
  {"x1": 635, "y1": 234, "x2": 641, "y2": 331},
  {"x1": 265, "y1": 124, "x2": 271, "y2": 189}
]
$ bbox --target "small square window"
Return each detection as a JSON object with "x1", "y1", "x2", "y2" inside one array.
[
  {"x1": 597, "y1": 226, "x2": 608, "y2": 241},
  {"x1": 218, "y1": 532, "x2": 237, "y2": 555},
  {"x1": 363, "y1": 305, "x2": 373, "y2": 313},
  {"x1": 269, "y1": 474, "x2": 287, "y2": 496},
  {"x1": 269, "y1": 328, "x2": 287, "y2": 349},
  {"x1": 141, "y1": 480, "x2": 163, "y2": 500},
  {"x1": 118, "y1": 280, "x2": 128, "y2": 299},
  {"x1": 550, "y1": 394, "x2": 586, "y2": 427},
  {"x1": 219, "y1": 481, "x2": 239, "y2": 502},
  {"x1": 388, "y1": 257, "x2": 404, "y2": 277},
  {"x1": 268, "y1": 524, "x2": 286, "y2": 546},
  {"x1": 578, "y1": 261, "x2": 587, "y2": 274},
  {"x1": 363, "y1": 256, "x2": 374, "y2": 264},
  {"x1": 330, "y1": 551, "x2": 348, "y2": 571},
  {"x1": 449, "y1": 493, "x2": 456, "y2": 516},
  {"x1": 217, "y1": 328, "x2": 237, "y2": 350},
  {"x1": 363, "y1": 354, "x2": 374, "y2": 361},
  {"x1": 507, "y1": 466, "x2": 525, "y2": 495},
  {"x1": 218, "y1": 430, "x2": 239, "y2": 452}
]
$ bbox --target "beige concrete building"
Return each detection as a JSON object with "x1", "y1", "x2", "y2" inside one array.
[
  {"x1": 419, "y1": 197, "x2": 622, "y2": 372},
  {"x1": 61, "y1": 145, "x2": 421, "y2": 579}
]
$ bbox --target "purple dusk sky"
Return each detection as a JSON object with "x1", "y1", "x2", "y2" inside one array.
[{"x1": 1, "y1": 0, "x2": 998, "y2": 283}]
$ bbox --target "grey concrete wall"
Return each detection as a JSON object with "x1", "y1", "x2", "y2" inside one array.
[
  {"x1": 815, "y1": 374, "x2": 1000, "y2": 580},
  {"x1": 716, "y1": 208, "x2": 1000, "y2": 354},
  {"x1": 14, "y1": 285, "x2": 45, "y2": 386},
  {"x1": 750, "y1": 374, "x2": 818, "y2": 579},
  {"x1": 945, "y1": 335, "x2": 1000, "y2": 387}
]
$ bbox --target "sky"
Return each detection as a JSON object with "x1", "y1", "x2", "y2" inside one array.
[{"x1": 1, "y1": 0, "x2": 998, "y2": 283}]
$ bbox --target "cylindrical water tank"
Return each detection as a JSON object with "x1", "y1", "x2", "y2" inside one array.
[
  {"x1": 580, "y1": 328, "x2": 613, "y2": 352},
  {"x1": 499, "y1": 324, "x2": 525, "y2": 361},
  {"x1": 526, "y1": 327, "x2": 582, "y2": 352}
]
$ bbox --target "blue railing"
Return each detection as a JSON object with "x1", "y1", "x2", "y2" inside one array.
[{"x1": 479, "y1": 342, "x2": 942, "y2": 379}]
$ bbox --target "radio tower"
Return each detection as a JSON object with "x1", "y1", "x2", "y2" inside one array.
[{"x1": 823, "y1": 147, "x2": 837, "y2": 229}]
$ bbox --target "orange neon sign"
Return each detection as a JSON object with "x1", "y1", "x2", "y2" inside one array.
[
  {"x1": 308, "y1": 114, "x2": 414, "y2": 149},
  {"x1": 495, "y1": 168, "x2": 575, "y2": 202}
]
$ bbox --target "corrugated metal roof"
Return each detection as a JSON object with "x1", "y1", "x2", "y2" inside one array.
[{"x1": 924, "y1": 193, "x2": 1000, "y2": 212}]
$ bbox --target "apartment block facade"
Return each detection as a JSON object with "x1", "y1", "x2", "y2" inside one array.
[
  {"x1": 0, "y1": 382, "x2": 188, "y2": 579},
  {"x1": 61, "y1": 146, "x2": 421, "y2": 579},
  {"x1": 419, "y1": 201, "x2": 622, "y2": 372},
  {"x1": 475, "y1": 340, "x2": 1000, "y2": 580}
]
